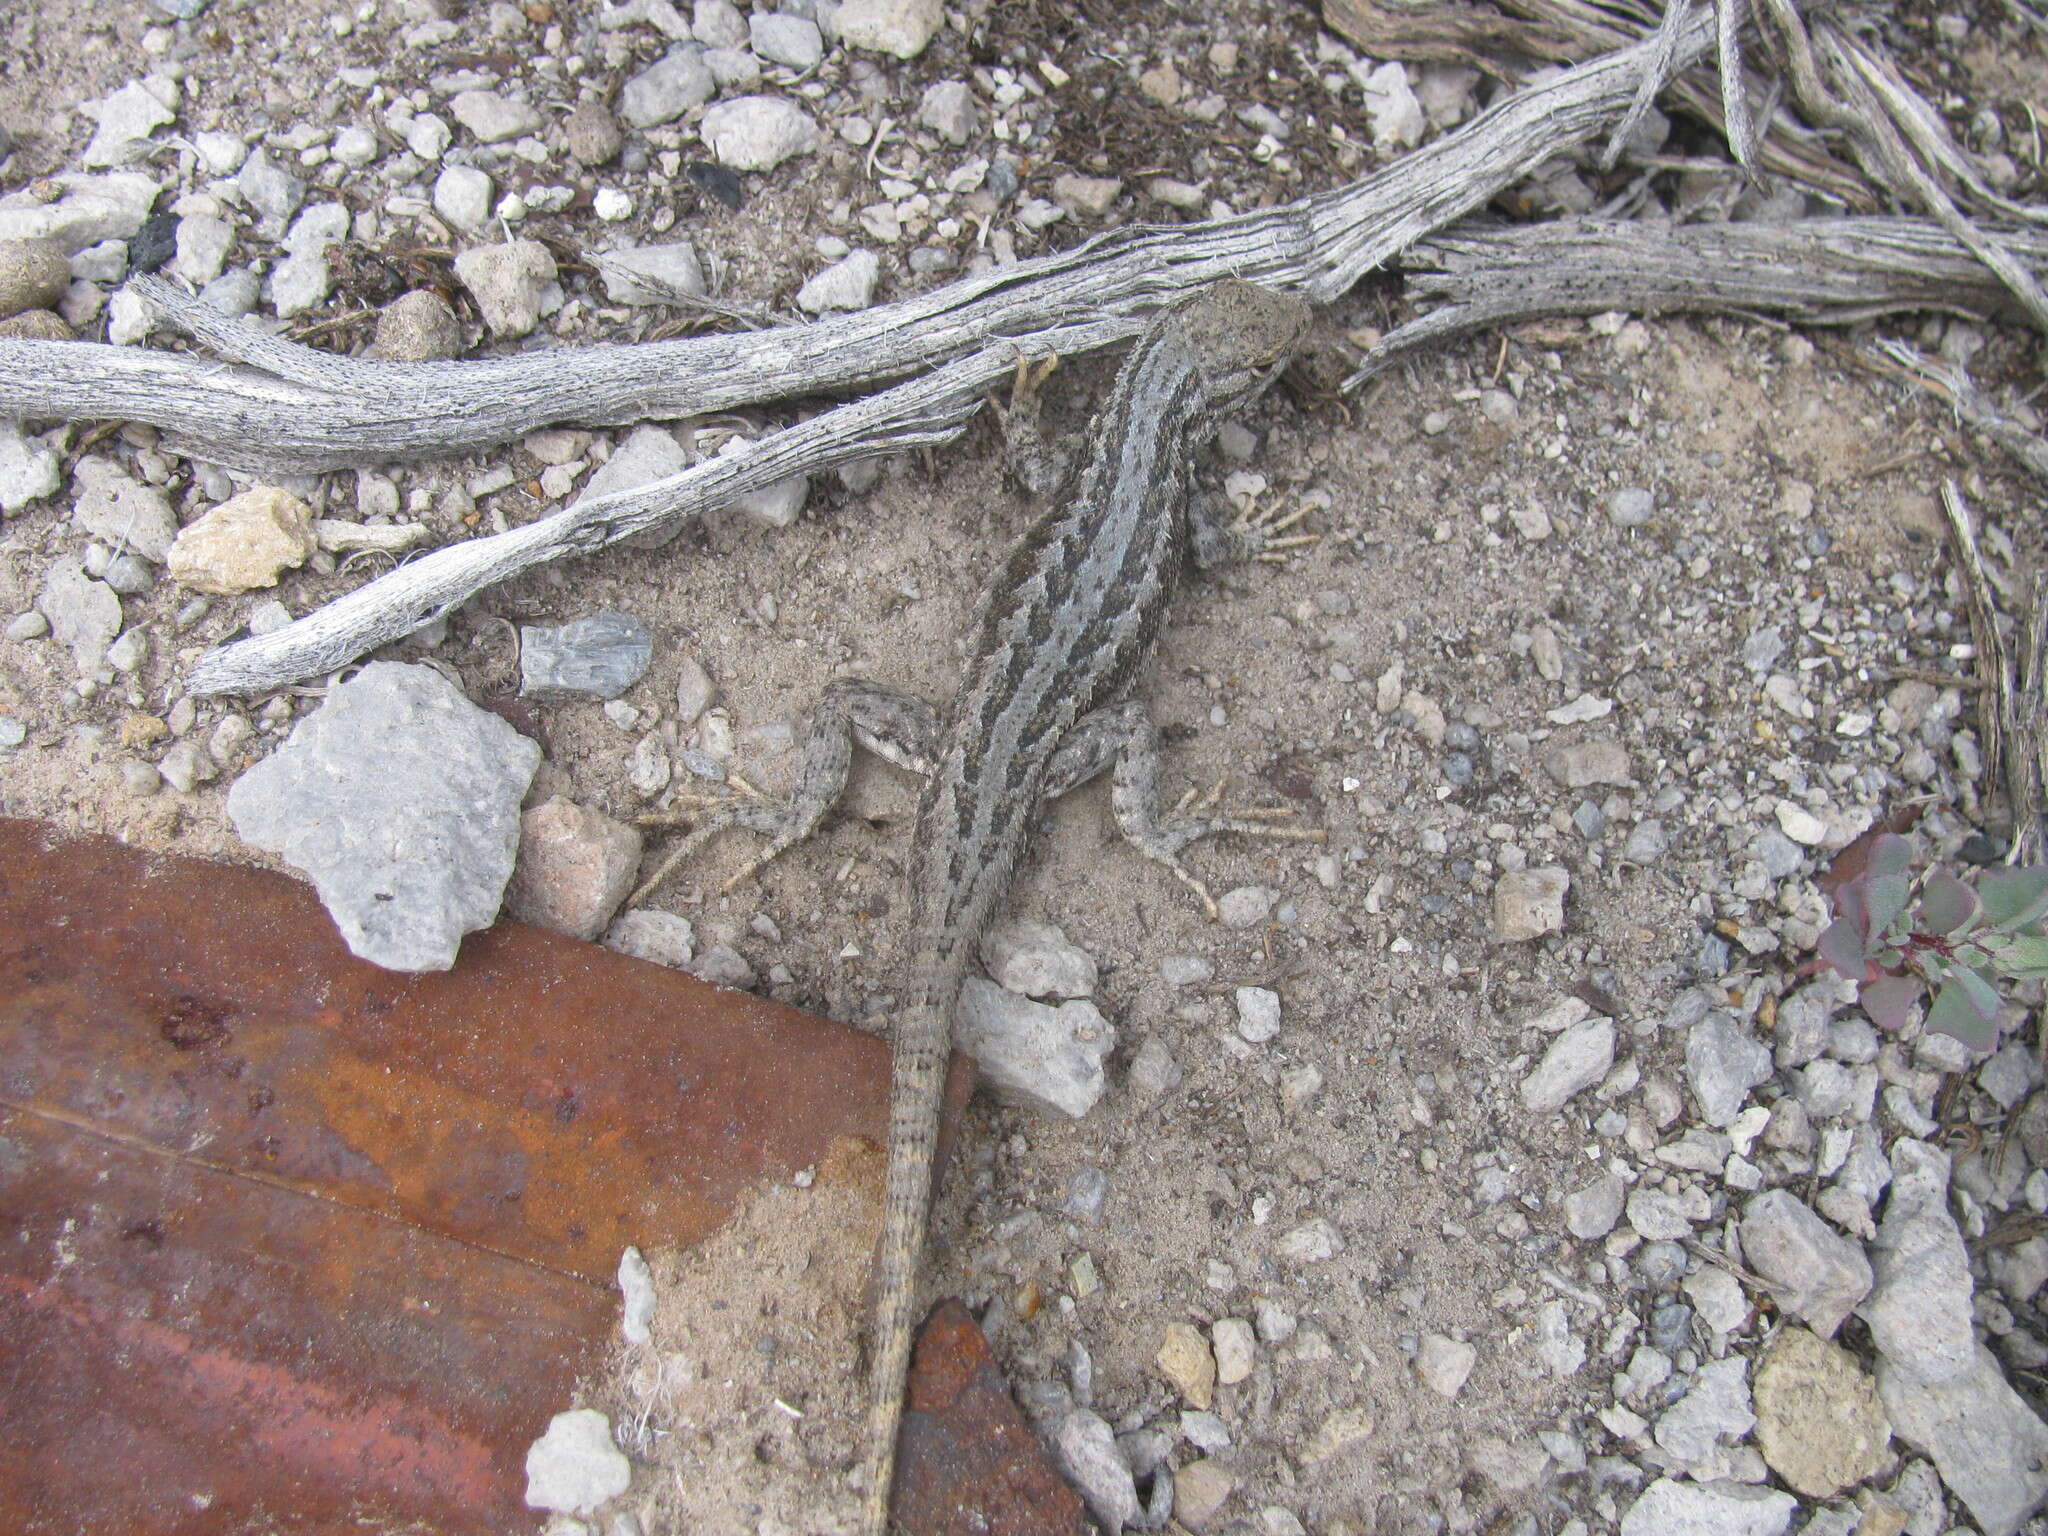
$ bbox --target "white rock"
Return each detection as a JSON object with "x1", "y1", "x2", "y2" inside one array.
[
  {"x1": 449, "y1": 89, "x2": 543, "y2": 144},
  {"x1": 620, "y1": 47, "x2": 715, "y2": 128},
  {"x1": 699, "y1": 95, "x2": 820, "y2": 171},
  {"x1": 1519, "y1": 1015, "x2": 1615, "y2": 1112},
  {"x1": 1860, "y1": 1139, "x2": 1975, "y2": 1384},
  {"x1": 1355, "y1": 60, "x2": 1425, "y2": 148},
  {"x1": 725, "y1": 471, "x2": 809, "y2": 529},
  {"x1": 834, "y1": 0, "x2": 943, "y2": 57},
  {"x1": 955, "y1": 978, "x2": 1113, "y2": 1119},
  {"x1": 72, "y1": 456, "x2": 177, "y2": 560},
  {"x1": 1417, "y1": 1333, "x2": 1477, "y2": 1398},
  {"x1": 1235, "y1": 985, "x2": 1281, "y2": 1043},
  {"x1": 1879, "y1": 1346, "x2": 2048, "y2": 1536},
  {"x1": 617, "y1": 1246, "x2": 656, "y2": 1345},
  {"x1": 980, "y1": 919, "x2": 1096, "y2": 999},
  {"x1": 602, "y1": 910, "x2": 696, "y2": 968},
  {"x1": 171, "y1": 213, "x2": 233, "y2": 286},
  {"x1": 0, "y1": 420, "x2": 60, "y2": 513},
  {"x1": 1685, "y1": 1013, "x2": 1775, "y2": 1128},
  {"x1": 1654, "y1": 1357, "x2": 1754, "y2": 1467},
  {"x1": 593, "y1": 188, "x2": 635, "y2": 222},
  {"x1": 1619, "y1": 1478, "x2": 1796, "y2": 1536},
  {"x1": 0, "y1": 172, "x2": 160, "y2": 252},
  {"x1": 596, "y1": 242, "x2": 706, "y2": 304},
  {"x1": 433, "y1": 164, "x2": 495, "y2": 231},
  {"x1": 1275, "y1": 1217, "x2": 1344, "y2": 1264},
  {"x1": 1211, "y1": 1318, "x2": 1255, "y2": 1385},
  {"x1": 1492, "y1": 865, "x2": 1569, "y2": 942},
  {"x1": 523, "y1": 1408, "x2": 632, "y2": 1516},
  {"x1": 1563, "y1": 1174, "x2": 1624, "y2": 1240},
  {"x1": 1683, "y1": 1265, "x2": 1749, "y2": 1334},
  {"x1": 749, "y1": 12, "x2": 823, "y2": 66},
  {"x1": 1627, "y1": 1184, "x2": 1709, "y2": 1240},
  {"x1": 38, "y1": 560, "x2": 122, "y2": 674},
  {"x1": 796, "y1": 248, "x2": 880, "y2": 313},
  {"x1": 1051, "y1": 1410, "x2": 1138, "y2": 1532},
  {"x1": 453, "y1": 240, "x2": 558, "y2": 337},
  {"x1": 1774, "y1": 800, "x2": 1829, "y2": 846},
  {"x1": 83, "y1": 78, "x2": 177, "y2": 169}
]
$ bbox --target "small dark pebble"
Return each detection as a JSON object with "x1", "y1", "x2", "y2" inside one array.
[
  {"x1": 1420, "y1": 892, "x2": 1450, "y2": 915},
  {"x1": 1442, "y1": 752, "x2": 1473, "y2": 786},
  {"x1": 128, "y1": 210, "x2": 179, "y2": 273},
  {"x1": 1696, "y1": 933, "x2": 1730, "y2": 977},
  {"x1": 1959, "y1": 831, "x2": 2009, "y2": 865},
  {"x1": 688, "y1": 160, "x2": 746, "y2": 209},
  {"x1": 986, "y1": 156, "x2": 1021, "y2": 200},
  {"x1": 1649, "y1": 1300, "x2": 1693, "y2": 1350},
  {"x1": 1804, "y1": 528, "x2": 1831, "y2": 558}
]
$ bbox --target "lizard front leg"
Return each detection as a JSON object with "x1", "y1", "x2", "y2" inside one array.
[{"x1": 629, "y1": 677, "x2": 940, "y2": 905}]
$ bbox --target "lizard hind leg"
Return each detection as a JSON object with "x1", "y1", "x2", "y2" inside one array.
[{"x1": 626, "y1": 677, "x2": 940, "y2": 906}]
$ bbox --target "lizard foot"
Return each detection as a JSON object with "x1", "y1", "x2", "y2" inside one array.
[{"x1": 1235, "y1": 496, "x2": 1319, "y2": 564}]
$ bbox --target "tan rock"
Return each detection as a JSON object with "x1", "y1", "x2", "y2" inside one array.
[
  {"x1": 167, "y1": 486, "x2": 315, "y2": 594},
  {"x1": 1211, "y1": 1316, "x2": 1255, "y2": 1385},
  {"x1": 0, "y1": 238, "x2": 71, "y2": 320},
  {"x1": 1492, "y1": 865, "x2": 1569, "y2": 942},
  {"x1": 1303, "y1": 1404, "x2": 1377, "y2": 1463},
  {"x1": 1173, "y1": 1459, "x2": 1234, "y2": 1532},
  {"x1": 1753, "y1": 1326, "x2": 1890, "y2": 1498},
  {"x1": 1156, "y1": 1320, "x2": 1215, "y2": 1409},
  {"x1": 0, "y1": 308, "x2": 74, "y2": 340},
  {"x1": 504, "y1": 797, "x2": 644, "y2": 941}
]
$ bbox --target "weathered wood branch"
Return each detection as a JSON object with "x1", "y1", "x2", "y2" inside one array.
[
  {"x1": 0, "y1": 11, "x2": 1713, "y2": 478},
  {"x1": 1348, "y1": 215, "x2": 2048, "y2": 385}
]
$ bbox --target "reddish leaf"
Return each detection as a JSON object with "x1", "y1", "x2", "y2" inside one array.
[
  {"x1": 1817, "y1": 818, "x2": 1921, "y2": 906},
  {"x1": 1918, "y1": 869, "x2": 1979, "y2": 936},
  {"x1": 1817, "y1": 916, "x2": 1878, "y2": 982},
  {"x1": 1859, "y1": 976, "x2": 1922, "y2": 1032}
]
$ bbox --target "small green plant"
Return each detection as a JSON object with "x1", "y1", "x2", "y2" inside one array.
[{"x1": 1816, "y1": 831, "x2": 2048, "y2": 1052}]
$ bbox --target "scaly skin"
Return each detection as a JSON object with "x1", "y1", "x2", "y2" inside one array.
[{"x1": 860, "y1": 280, "x2": 1313, "y2": 1534}]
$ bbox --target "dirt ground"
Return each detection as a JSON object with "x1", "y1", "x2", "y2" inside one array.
[{"x1": 5, "y1": 0, "x2": 2047, "y2": 1533}]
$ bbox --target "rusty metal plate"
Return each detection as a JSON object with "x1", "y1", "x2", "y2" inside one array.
[{"x1": 0, "y1": 816, "x2": 908, "y2": 1535}]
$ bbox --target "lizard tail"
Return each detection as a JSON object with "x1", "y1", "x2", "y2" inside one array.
[{"x1": 858, "y1": 1003, "x2": 951, "y2": 1536}]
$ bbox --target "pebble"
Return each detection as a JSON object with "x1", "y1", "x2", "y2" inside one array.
[
  {"x1": 520, "y1": 611, "x2": 653, "y2": 700},
  {"x1": 1563, "y1": 1174, "x2": 1624, "y2": 1240},
  {"x1": 1879, "y1": 1345, "x2": 2048, "y2": 1536},
  {"x1": 1544, "y1": 738, "x2": 1632, "y2": 788},
  {"x1": 0, "y1": 238, "x2": 71, "y2": 319},
  {"x1": 698, "y1": 95, "x2": 820, "y2": 171},
  {"x1": 603, "y1": 910, "x2": 696, "y2": 968},
  {"x1": 1156, "y1": 1321, "x2": 1215, "y2": 1409},
  {"x1": 0, "y1": 419, "x2": 61, "y2": 513},
  {"x1": 727, "y1": 472, "x2": 809, "y2": 529},
  {"x1": 1533, "y1": 1299, "x2": 1585, "y2": 1377},
  {"x1": 1052, "y1": 1411, "x2": 1139, "y2": 1532},
  {"x1": 834, "y1": 0, "x2": 942, "y2": 57},
  {"x1": 1684, "y1": 1013, "x2": 1774, "y2": 1128},
  {"x1": 0, "y1": 308, "x2": 72, "y2": 340},
  {"x1": 1173, "y1": 1460, "x2": 1234, "y2": 1533},
  {"x1": 917, "y1": 80, "x2": 976, "y2": 144},
  {"x1": 1355, "y1": 59, "x2": 1424, "y2": 147},
  {"x1": 523, "y1": 1408, "x2": 632, "y2": 1516},
  {"x1": 171, "y1": 214, "x2": 233, "y2": 286},
  {"x1": 1606, "y1": 486, "x2": 1655, "y2": 527},
  {"x1": 597, "y1": 241, "x2": 706, "y2": 304},
  {"x1": 1492, "y1": 865, "x2": 1569, "y2": 942},
  {"x1": 6, "y1": 610, "x2": 49, "y2": 641},
  {"x1": 749, "y1": 12, "x2": 823, "y2": 66},
  {"x1": 617, "y1": 1246, "x2": 656, "y2": 1345},
  {"x1": 1860, "y1": 1139, "x2": 1975, "y2": 1384},
  {"x1": 406, "y1": 114, "x2": 452, "y2": 161},
  {"x1": 226, "y1": 662, "x2": 541, "y2": 972},
  {"x1": 1653, "y1": 1356, "x2": 1754, "y2": 1466},
  {"x1": 796, "y1": 248, "x2": 879, "y2": 312},
  {"x1": 1216, "y1": 885, "x2": 1276, "y2": 929},
  {"x1": 450, "y1": 89, "x2": 543, "y2": 144},
  {"x1": 1275, "y1": 1217, "x2": 1344, "y2": 1264},
  {"x1": 433, "y1": 165, "x2": 495, "y2": 232},
  {"x1": 1234, "y1": 985, "x2": 1280, "y2": 1043},
  {"x1": 564, "y1": 101, "x2": 624, "y2": 166},
  {"x1": 954, "y1": 978, "x2": 1113, "y2": 1118},
  {"x1": 1417, "y1": 1333, "x2": 1477, "y2": 1398},
  {"x1": 1064, "y1": 1166, "x2": 1108, "y2": 1224},
  {"x1": 1519, "y1": 1014, "x2": 1615, "y2": 1112},
  {"x1": 1750, "y1": 1327, "x2": 1889, "y2": 1498},
  {"x1": 1627, "y1": 1184, "x2": 1709, "y2": 1241},
  {"x1": 0, "y1": 172, "x2": 158, "y2": 249},
  {"x1": 104, "y1": 627, "x2": 148, "y2": 674},
  {"x1": 454, "y1": 240, "x2": 558, "y2": 337},
  {"x1": 72, "y1": 456, "x2": 177, "y2": 561},
  {"x1": 329, "y1": 124, "x2": 379, "y2": 168},
  {"x1": 82, "y1": 78, "x2": 177, "y2": 169},
  {"x1": 690, "y1": 0, "x2": 746, "y2": 44},
  {"x1": 1741, "y1": 1188, "x2": 1873, "y2": 1338},
  {"x1": 1682, "y1": 1265, "x2": 1747, "y2": 1334},
  {"x1": 593, "y1": 188, "x2": 635, "y2": 222},
  {"x1": 980, "y1": 919, "x2": 1096, "y2": 999},
  {"x1": 368, "y1": 289, "x2": 463, "y2": 361},
  {"x1": 235, "y1": 148, "x2": 306, "y2": 229},
  {"x1": 629, "y1": 734, "x2": 672, "y2": 798},
  {"x1": 505, "y1": 797, "x2": 643, "y2": 941},
  {"x1": 167, "y1": 486, "x2": 314, "y2": 594},
  {"x1": 1618, "y1": 1478, "x2": 1795, "y2": 1536},
  {"x1": 1052, "y1": 173, "x2": 1123, "y2": 217},
  {"x1": 38, "y1": 561, "x2": 123, "y2": 674},
  {"x1": 1127, "y1": 1036, "x2": 1182, "y2": 1101}
]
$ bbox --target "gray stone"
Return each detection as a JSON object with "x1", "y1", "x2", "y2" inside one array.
[
  {"x1": 564, "y1": 101, "x2": 624, "y2": 166},
  {"x1": 579, "y1": 425, "x2": 688, "y2": 506},
  {"x1": 1234, "y1": 985, "x2": 1281, "y2": 1043},
  {"x1": 1416, "y1": 1333, "x2": 1477, "y2": 1398},
  {"x1": 225, "y1": 662, "x2": 541, "y2": 972},
  {"x1": 692, "y1": 0, "x2": 748, "y2": 45},
  {"x1": 1127, "y1": 1036, "x2": 1182, "y2": 1101},
  {"x1": 1774, "y1": 982, "x2": 1833, "y2": 1068},
  {"x1": 453, "y1": 240, "x2": 558, "y2": 338},
  {"x1": 449, "y1": 90, "x2": 543, "y2": 144},
  {"x1": 1492, "y1": 865, "x2": 1569, "y2": 942},
  {"x1": 617, "y1": 1246, "x2": 656, "y2": 1345},
  {"x1": 704, "y1": 45, "x2": 762, "y2": 87},
  {"x1": 171, "y1": 214, "x2": 233, "y2": 287},
  {"x1": 433, "y1": 164, "x2": 495, "y2": 232},
  {"x1": 1618, "y1": 1479, "x2": 1795, "y2": 1536},
  {"x1": 1607, "y1": 487, "x2": 1655, "y2": 527},
  {"x1": 1879, "y1": 1345, "x2": 2048, "y2": 1536},
  {"x1": 603, "y1": 910, "x2": 695, "y2": 968},
  {"x1": 82, "y1": 79, "x2": 177, "y2": 169},
  {"x1": 1751, "y1": 1326, "x2": 1890, "y2": 1499},
  {"x1": 1979, "y1": 1039, "x2": 2043, "y2": 1110},
  {"x1": 0, "y1": 238, "x2": 71, "y2": 319},
  {"x1": 523, "y1": 1407, "x2": 632, "y2": 1516},
  {"x1": 980, "y1": 918, "x2": 1096, "y2": 999},
  {"x1": 1519, "y1": 1015, "x2": 1615, "y2": 1112},
  {"x1": 235, "y1": 148, "x2": 305, "y2": 229},
  {"x1": 596, "y1": 242, "x2": 706, "y2": 305},
  {"x1": 504, "y1": 797, "x2": 643, "y2": 941},
  {"x1": 1532, "y1": 1298, "x2": 1584, "y2": 1378},
  {"x1": 1051, "y1": 1410, "x2": 1139, "y2": 1533},
  {"x1": 1544, "y1": 738, "x2": 1631, "y2": 788},
  {"x1": 749, "y1": 12, "x2": 823, "y2": 66},
  {"x1": 1683, "y1": 1265, "x2": 1748, "y2": 1334},
  {"x1": 835, "y1": 0, "x2": 942, "y2": 57},
  {"x1": 1860, "y1": 1139, "x2": 1975, "y2": 1384},
  {"x1": 1741, "y1": 1188, "x2": 1872, "y2": 1338},
  {"x1": 367, "y1": 289, "x2": 463, "y2": 361},
  {"x1": 0, "y1": 173, "x2": 159, "y2": 253},
  {"x1": 796, "y1": 248, "x2": 880, "y2": 313},
  {"x1": 520, "y1": 611, "x2": 654, "y2": 700},
  {"x1": 38, "y1": 560, "x2": 122, "y2": 674},
  {"x1": 329, "y1": 124, "x2": 379, "y2": 167},
  {"x1": 1627, "y1": 1183, "x2": 1710, "y2": 1240},
  {"x1": 917, "y1": 79, "x2": 976, "y2": 144},
  {"x1": 1623, "y1": 818, "x2": 1668, "y2": 863},
  {"x1": 71, "y1": 456, "x2": 177, "y2": 561},
  {"x1": 1653, "y1": 1357, "x2": 1754, "y2": 1467},
  {"x1": 955, "y1": 978, "x2": 1114, "y2": 1119},
  {"x1": 0, "y1": 419, "x2": 60, "y2": 513},
  {"x1": 1564, "y1": 1174, "x2": 1624, "y2": 1240},
  {"x1": 620, "y1": 48, "x2": 715, "y2": 128},
  {"x1": 726, "y1": 473, "x2": 808, "y2": 528},
  {"x1": 1686, "y1": 1013, "x2": 1774, "y2": 1127},
  {"x1": 199, "y1": 267, "x2": 261, "y2": 317},
  {"x1": 698, "y1": 95, "x2": 820, "y2": 171}
]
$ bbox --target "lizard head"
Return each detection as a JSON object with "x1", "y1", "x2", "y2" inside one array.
[{"x1": 1167, "y1": 279, "x2": 1313, "y2": 416}]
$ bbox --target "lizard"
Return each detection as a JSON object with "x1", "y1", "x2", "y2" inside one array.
[{"x1": 642, "y1": 278, "x2": 1316, "y2": 1532}]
